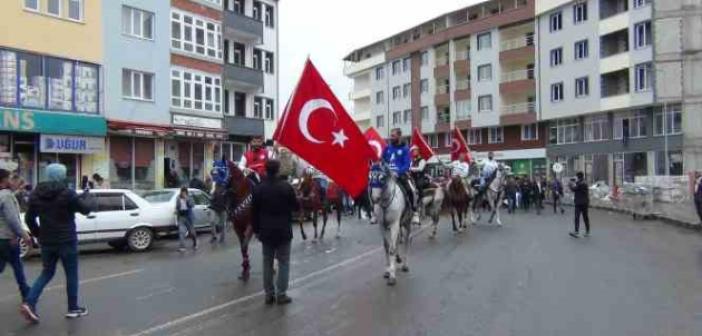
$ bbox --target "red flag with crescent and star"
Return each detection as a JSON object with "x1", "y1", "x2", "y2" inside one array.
[
  {"x1": 363, "y1": 127, "x2": 387, "y2": 161},
  {"x1": 410, "y1": 128, "x2": 434, "y2": 161},
  {"x1": 451, "y1": 127, "x2": 472, "y2": 162},
  {"x1": 273, "y1": 60, "x2": 375, "y2": 197}
]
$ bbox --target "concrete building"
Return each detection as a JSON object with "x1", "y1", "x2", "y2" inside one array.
[
  {"x1": 537, "y1": 0, "x2": 687, "y2": 186},
  {"x1": 0, "y1": 0, "x2": 107, "y2": 188},
  {"x1": 344, "y1": 0, "x2": 548, "y2": 177},
  {"x1": 221, "y1": 0, "x2": 279, "y2": 161}
]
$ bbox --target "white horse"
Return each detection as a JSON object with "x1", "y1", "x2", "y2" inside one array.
[
  {"x1": 473, "y1": 164, "x2": 506, "y2": 226},
  {"x1": 369, "y1": 163, "x2": 412, "y2": 286},
  {"x1": 420, "y1": 184, "x2": 446, "y2": 238}
]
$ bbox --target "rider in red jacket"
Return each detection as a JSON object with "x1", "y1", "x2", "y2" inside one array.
[{"x1": 239, "y1": 136, "x2": 270, "y2": 184}]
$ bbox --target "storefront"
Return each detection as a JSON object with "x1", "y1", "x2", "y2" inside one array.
[
  {"x1": 168, "y1": 114, "x2": 226, "y2": 188},
  {"x1": 472, "y1": 148, "x2": 547, "y2": 178}
]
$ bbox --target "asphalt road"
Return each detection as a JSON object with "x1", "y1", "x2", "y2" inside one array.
[{"x1": 1, "y1": 207, "x2": 702, "y2": 336}]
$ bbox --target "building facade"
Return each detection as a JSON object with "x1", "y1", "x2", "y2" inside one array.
[
  {"x1": 344, "y1": 0, "x2": 548, "y2": 177},
  {"x1": 0, "y1": 0, "x2": 106, "y2": 188}
]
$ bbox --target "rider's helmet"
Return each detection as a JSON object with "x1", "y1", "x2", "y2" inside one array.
[{"x1": 211, "y1": 158, "x2": 230, "y2": 186}]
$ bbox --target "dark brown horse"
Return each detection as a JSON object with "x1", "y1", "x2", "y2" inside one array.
[
  {"x1": 446, "y1": 176, "x2": 472, "y2": 233},
  {"x1": 325, "y1": 182, "x2": 345, "y2": 238},
  {"x1": 296, "y1": 174, "x2": 328, "y2": 240},
  {"x1": 224, "y1": 161, "x2": 255, "y2": 281}
]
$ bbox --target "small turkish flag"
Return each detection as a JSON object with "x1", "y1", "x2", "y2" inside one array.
[
  {"x1": 411, "y1": 128, "x2": 434, "y2": 161},
  {"x1": 363, "y1": 127, "x2": 387, "y2": 161},
  {"x1": 273, "y1": 60, "x2": 375, "y2": 197},
  {"x1": 451, "y1": 127, "x2": 472, "y2": 162}
]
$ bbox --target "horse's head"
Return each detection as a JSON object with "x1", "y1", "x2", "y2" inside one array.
[
  {"x1": 225, "y1": 160, "x2": 249, "y2": 198},
  {"x1": 299, "y1": 174, "x2": 315, "y2": 198},
  {"x1": 368, "y1": 163, "x2": 391, "y2": 203}
]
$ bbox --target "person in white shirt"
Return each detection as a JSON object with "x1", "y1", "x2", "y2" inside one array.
[
  {"x1": 481, "y1": 152, "x2": 498, "y2": 187},
  {"x1": 448, "y1": 152, "x2": 471, "y2": 192}
]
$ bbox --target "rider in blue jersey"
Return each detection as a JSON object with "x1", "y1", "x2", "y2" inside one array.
[{"x1": 381, "y1": 128, "x2": 419, "y2": 224}]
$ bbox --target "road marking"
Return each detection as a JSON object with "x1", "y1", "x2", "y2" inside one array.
[
  {"x1": 130, "y1": 226, "x2": 429, "y2": 336},
  {"x1": 137, "y1": 286, "x2": 176, "y2": 301},
  {"x1": 0, "y1": 268, "x2": 144, "y2": 303}
]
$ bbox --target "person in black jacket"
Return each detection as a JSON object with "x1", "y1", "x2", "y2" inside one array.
[
  {"x1": 569, "y1": 172, "x2": 590, "y2": 238},
  {"x1": 21, "y1": 163, "x2": 93, "y2": 323},
  {"x1": 251, "y1": 160, "x2": 299, "y2": 305}
]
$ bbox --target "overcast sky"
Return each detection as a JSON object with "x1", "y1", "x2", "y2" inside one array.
[{"x1": 278, "y1": 0, "x2": 484, "y2": 113}]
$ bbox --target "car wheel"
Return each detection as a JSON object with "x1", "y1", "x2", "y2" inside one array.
[
  {"x1": 108, "y1": 240, "x2": 128, "y2": 251},
  {"x1": 127, "y1": 227, "x2": 154, "y2": 252},
  {"x1": 18, "y1": 238, "x2": 31, "y2": 259}
]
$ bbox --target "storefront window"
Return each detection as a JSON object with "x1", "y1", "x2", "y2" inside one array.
[
  {"x1": 75, "y1": 63, "x2": 99, "y2": 113},
  {"x1": 584, "y1": 154, "x2": 608, "y2": 185},
  {"x1": 178, "y1": 142, "x2": 191, "y2": 181},
  {"x1": 110, "y1": 137, "x2": 133, "y2": 189},
  {"x1": 192, "y1": 143, "x2": 205, "y2": 180},
  {"x1": 532, "y1": 159, "x2": 547, "y2": 179},
  {"x1": 622, "y1": 152, "x2": 647, "y2": 183},
  {"x1": 18, "y1": 52, "x2": 45, "y2": 109},
  {"x1": 13, "y1": 134, "x2": 35, "y2": 188},
  {"x1": 46, "y1": 57, "x2": 73, "y2": 111},
  {"x1": 134, "y1": 138, "x2": 155, "y2": 190},
  {"x1": 655, "y1": 150, "x2": 683, "y2": 176},
  {"x1": 0, "y1": 50, "x2": 18, "y2": 106},
  {"x1": 38, "y1": 153, "x2": 77, "y2": 189}
]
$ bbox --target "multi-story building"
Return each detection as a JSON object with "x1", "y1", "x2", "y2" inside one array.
[
  {"x1": 344, "y1": 0, "x2": 548, "y2": 177},
  {"x1": 0, "y1": 0, "x2": 106, "y2": 188},
  {"x1": 537, "y1": 0, "x2": 686, "y2": 186},
  {"x1": 221, "y1": 0, "x2": 279, "y2": 161}
]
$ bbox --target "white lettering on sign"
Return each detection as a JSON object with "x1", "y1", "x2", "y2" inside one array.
[
  {"x1": 40, "y1": 135, "x2": 105, "y2": 154},
  {"x1": 172, "y1": 115, "x2": 222, "y2": 129}
]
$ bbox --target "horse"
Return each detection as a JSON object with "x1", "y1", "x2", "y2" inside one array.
[
  {"x1": 443, "y1": 175, "x2": 472, "y2": 235},
  {"x1": 369, "y1": 163, "x2": 412, "y2": 286},
  {"x1": 354, "y1": 187, "x2": 373, "y2": 221},
  {"x1": 222, "y1": 160, "x2": 255, "y2": 281},
  {"x1": 296, "y1": 173, "x2": 328, "y2": 240},
  {"x1": 472, "y1": 164, "x2": 506, "y2": 226},
  {"x1": 414, "y1": 178, "x2": 446, "y2": 238},
  {"x1": 325, "y1": 182, "x2": 345, "y2": 238}
]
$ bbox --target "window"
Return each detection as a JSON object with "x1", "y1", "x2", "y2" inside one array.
[
  {"x1": 123, "y1": 69, "x2": 154, "y2": 101},
  {"x1": 614, "y1": 111, "x2": 647, "y2": 139},
  {"x1": 392, "y1": 60, "x2": 401, "y2": 75},
  {"x1": 392, "y1": 86, "x2": 401, "y2": 100},
  {"x1": 376, "y1": 115, "x2": 385, "y2": 128},
  {"x1": 68, "y1": 0, "x2": 83, "y2": 21},
  {"x1": 403, "y1": 58, "x2": 411, "y2": 72},
  {"x1": 403, "y1": 109, "x2": 411, "y2": 124},
  {"x1": 635, "y1": 62, "x2": 652, "y2": 92},
  {"x1": 24, "y1": 0, "x2": 39, "y2": 11},
  {"x1": 655, "y1": 150, "x2": 683, "y2": 176},
  {"x1": 402, "y1": 83, "x2": 410, "y2": 98},
  {"x1": 550, "y1": 48, "x2": 563, "y2": 67},
  {"x1": 488, "y1": 127, "x2": 503, "y2": 144},
  {"x1": 550, "y1": 118, "x2": 580, "y2": 144},
  {"x1": 575, "y1": 77, "x2": 589, "y2": 97},
  {"x1": 252, "y1": 1, "x2": 261, "y2": 21},
  {"x1": 171, "y1": 68, "x2": 222, "y2": 113},
  {"x1": 550, "y1": 12, "x2": 562, "y2": 32},
  {"x1": 584, "y1": 115, "x2": 609, "y2": 142},
  {"x1": 48, "y1": 0, "x2": 61, "y2": 16},
  {"x1": 420, "y1": 79, "x2": 429, "y2": 93},
  {"x1": 420, "y1": 51, "x2": 429, "y2": 66},
  {"x1": 634, "y1": 0, "x2": 652, "y2": 8},
  {"x1": 253, "y1": 97, "x2": 263, "y2": 118},
  {"x1": 18, "y1": 52, "x2": 45, "y2": 109},
  {"x1": 654, "y1": 105, "x2": 682, "y2": 136},
  {"x1": 264, "y1": 52, "x2": 274, "y2": 74},
  {"x1": 392, "y1": 111, "x2": 401, "y2": 125},
  {"x1": 575, "y1": 40, "x2": 589, "y2": 60},
  {"x1": 264, "y1": 5, "x2": 274, "y2": 27},
  {"x1": 171, "y1": 10, "x2": 223, "y2": 60},
  {"x1": 477, "y1": 64, "x2": 492, "y2": 81},
  {"x1": 634, "y1": 21, "x2": 652, "y2": 49},
  {"x1": 45, "y1": 57, "x2": 72, "y2": 111},
  {"x1": 420, "y1": 106, "x2": 429, "y2": 121},
  {"x1": 75, "y1": 63, "x2": 99, "y2": 113},
  {"x1": 252, "y1": 49, "x2": 262, "y2": 70},
  {"x1": 428, "y1": 134, "x2": 439, "y2": 148},
  {"x1": 573, "y1": 2, "x2": 587, "y2": 23},
  {"x1": 478, "y1": 95, "x2": 493, "y2": 112},
  {"x1": 375, "y1": 66, "x2": 384, "y2": 80},
  {"x1": 96, "y1": 194, "x2": 125, "y2": 212},
  {"x1": 122, "y1": 6, "x2": 154, "y2": 40},
  {"x1": 232, "y1": 42, "x2": 245, "y2": 65},
  {"x1": 456, "y1": 100, "x2": 470, "y2": 120},
  {"x1": 477, "y1": 32, "x2": 492, "y2": 50},
  {"x1": 375, "y1": 91, "x2": 384, "y2": 104},
  {"x1": 232, "y1": 0, "x2": 244, "y2": 14},
  {"x1": 124, "y1": 196, "x2": 138, "y2": 211},
  {"x1": 468, "y1": 129, "x2": 482, "y2": 145},
  {"x1": 265, "y1": 99, "x2": 274, "y2": 120},
  {"x1": 551, "y1": 82, "x2": 564, "y2": 102},
  {"x1": 522, "y1": 124, "x2": 538, "y2": 141}
]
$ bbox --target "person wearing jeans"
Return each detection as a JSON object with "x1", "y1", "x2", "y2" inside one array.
[
  {"x1": 176, "y1": 187, "x2": 197, "y2": 252},
  {"x1": 569, "y1": 172, "x2": 590, "y2": 238},
  {"x1": 22, "y1": 163, "x2": 93, "y2": 323},
  {"x1": 0, "y1": 169, "x2": 32, "y2": 301}
]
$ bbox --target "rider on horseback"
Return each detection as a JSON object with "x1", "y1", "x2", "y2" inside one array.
[
  {"x1": 239, "y1": 136, "x2": 270, "y2": 185},
  {"x1": 382, "y1": 128, "x2": 420, "y2": 225},
  {"x1": 450, "y1": 152, "x2": 471, "y2": 189},
  {"x1": 409, "y1": 147, "x2": 428, "y2": 198},
  {"x1": 476, "y1": 151, "x2": 499, "y2": 199}
]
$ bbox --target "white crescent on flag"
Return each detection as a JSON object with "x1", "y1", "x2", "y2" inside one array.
[
  {"x1": 451, "y1": 138, "x2": 460, "y2": 154},
  {"x1": 299, "y1": 99, "x2": 338, "y2": 144},
  {"x1": 368, "y1": 140, "x2": 383, "y2": 159}
]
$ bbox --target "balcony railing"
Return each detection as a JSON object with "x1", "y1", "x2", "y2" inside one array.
[
  {"x1": 456, "y1": 79, "x2": 471, "y2": 91},
  {"x1": 501, "y1": 102, "x2": 535, "y2": 115},
  {"x1": 437, "y1": 111, "x2": 451, "y2": 123},
  {"x1": 224, "y1": 63, "x2": 264, "y2": 88},
  {"x1": 436, "y1": 84, "x2": 450, "y2": 95},
  {"x1": 500, "y1": 69, "x2": 534, "y2": 83},
  {"x1": 500, "y1": 34, "x2": 534, "y2": 51},
  {"x1": 224, "y1": 11, "x2": 263, "y2": 42}
]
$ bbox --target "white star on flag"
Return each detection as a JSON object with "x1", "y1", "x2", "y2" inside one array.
[{"x1": 331, "y1": 129, "x2": 349, "y2": 147}]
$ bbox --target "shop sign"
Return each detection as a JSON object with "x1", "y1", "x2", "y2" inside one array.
[
  {"x1": 172, "y1": 115, "x2": 222, "y2": 130},
  {"x1": 40, "y1": 134, "x2": 105, "y2": 154},
  {"x1": 0, "y1": 108, "x2": 106, "y2": 136}
]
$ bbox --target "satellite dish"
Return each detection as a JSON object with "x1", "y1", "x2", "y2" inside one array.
[{"x1": 552, "y1": 162, "x2": 564, "y2": 174}]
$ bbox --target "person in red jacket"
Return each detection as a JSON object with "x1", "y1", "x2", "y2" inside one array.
[{"x1": 238, "y1": 136, "x2": 270, "y2": 184}]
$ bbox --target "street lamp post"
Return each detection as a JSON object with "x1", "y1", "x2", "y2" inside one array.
[{"x1": 655, "y1": 67, "x2": 670, "y2": 177}]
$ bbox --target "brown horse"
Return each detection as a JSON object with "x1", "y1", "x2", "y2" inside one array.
[
  {"x1": 224, "y1": 161, "x2": 255, "y2": 281},
  {"x1": 446, "y1": 176, "x2": 472, "y2": 233},
  {"x1": 325, "y1": 182, "x2": 345, "y2": 238},
  {"x1": 296, "y1": 174, "x2": 328, "y2": 240}
]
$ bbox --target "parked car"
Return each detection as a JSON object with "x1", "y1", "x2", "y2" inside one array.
[
  {"x1": 140, "y1": 188, "x2": 213, "y2": 231},
  {"x1": 18, "y1": 189, "x2": 208, "y2": 257}
]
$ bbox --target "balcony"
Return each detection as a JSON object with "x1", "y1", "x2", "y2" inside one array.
[
  {"x1": 344, "y1": 53, "x2": 386, "y2": 77},
  {"x1": 224, "y1": 11, "x2": 263, "y2": 44},
  {"x1": 454, "y1": 50, "x2": 471, "y2": 74},
  {"x1": 600, "y1": 52, "x2": 630, "y2": 73},
  {"x1": 349, "y1": 88, "x2": 371, "y2": 101},
  {"x1": 599, "y1": 11, "x2": 629, "y2": 36},
  {"x1": 500, "y1": 102, "x2": 536, "y2": 125},
  {"x1": 499, "y1": 34, "x2": 535, "y2": 61},
  {"x1": 600, "y1": 29, "x2": 629, "y2": 58},
  {"x1": 353, "y1": 110, "x2": 371, "y2": 123},
  {"x1": 225, "y1": 115, "x2": 264, "y2": 137},
  {"x1": 500, "y1": 69, "x2": 535, "y2": 92},
  {"x1": 600, "y1": 0, "x2": 629, "y2": 20},
  {"x1": 434, "y1": 56, "x2": 450, "y2": 78},
  {"x1": 454, "y1": 79, "x2": 471, "y2": 101},
  {"x1": 435, "y1": 84, "x2": 450, "y2": 107},
  {"x1": 224, "y1": 63, "x2": 264, "y2": 90}
]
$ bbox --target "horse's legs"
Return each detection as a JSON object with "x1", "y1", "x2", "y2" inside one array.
[
  {"x1": 319, "y1": 206, "x2": 328, "y2": 240},
  {"x1": 235, "y1": 223, "x2": 253, "y2": 281},
  {"x1": 298, "y1": 214, "x2": 307, "y2": 241},
  {"x1": 386, "y1": 221, "x2": 400, "y2": 286},
  {"x1": 336, "y1": 203, "x2": 342, "y2": 238},
  {"x1": 430, "y1": 206, "x2": 439, "y2": 239},
  {"x1": 495, "y1": 195, "x2": 503, "y2": 226},
  {"x1": 400, "y1": 223, "x2": 411, "y2": 273},
  {"x1": 312, "y1": 210, "x2": 318, "y2": 240},
  {"x1": 450, "y1": 209, "x2": 458, "y2": 232}
]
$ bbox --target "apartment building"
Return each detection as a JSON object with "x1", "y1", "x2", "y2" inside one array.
[
  {"x1": 0, "y1": 0, "x2": 106, "y2": 188},
  {"x1": 221, "y1": 0, "x2": 279, "y2": 161},
  {"x1": 537, "y1": 0, "x2": 689, "y2": 186},
  {"x1": 344, "y1": 0, "x2": 548, "y2": 177}
]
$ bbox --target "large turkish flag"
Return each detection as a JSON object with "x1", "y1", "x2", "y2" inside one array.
[
  {"x1": 273, "y1": 60, "x2": 375, "y2": 197},
  {"x1": 411, "y1": 128, "x2": 434, "y2": 161},
  {"x1": 451, "y1": 127, "x2": 472, "y2": 162},
  {"x1": 363, "y1": 127, "x2": 387, "y2": 161}
]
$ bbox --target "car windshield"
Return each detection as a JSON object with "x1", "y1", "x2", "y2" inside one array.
[{"x1": 141, "y1": 191, "x2": 175, "y2": 203}]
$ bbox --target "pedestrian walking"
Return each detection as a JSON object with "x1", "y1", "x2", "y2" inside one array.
[
  {"x1": 251, "y1": 160, "x2": 299, "y2": 305},
  {"x1": 534, "y1": 177, "x2": 546, "y2": 215},
  {"x1": 21, "y1": 163, "x2": 93, "y2": 323},
  {"x1": 569, "y1": 172, "x2": 590, "y2": 238},
  {"x1": 11, "y1": 175, "x2": 30, "y2": 213},
  {"x1": 521, "y1": 178, "x2": 532, "y2": 212},
  {"x1": 176, "y1": 187, "x2": 197, "y2": 252},
  {"x1": 80, "y1": 175, "x2": 93, "y2": 190},
  {"x1": 551, "y1": 178, "x2": 565, "y2": 214},
  {"x1": 694, "y1": 172, "x2": 702, "y2": 224},
  {"x1": 0, "y1": 169, "x2": 32, "y2": 302},
  {"x1": 505, "y1": 176, "x2": 517, "y2": 214}
]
